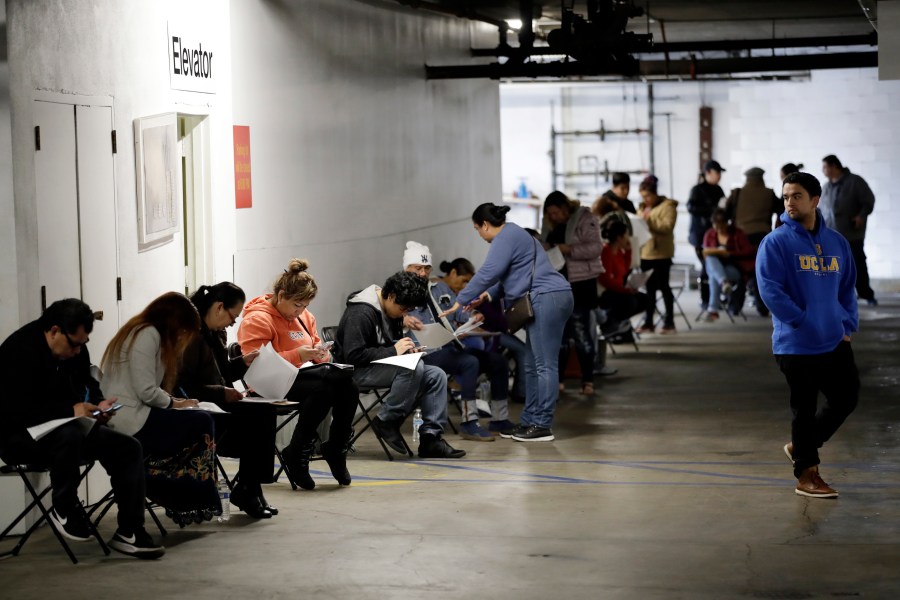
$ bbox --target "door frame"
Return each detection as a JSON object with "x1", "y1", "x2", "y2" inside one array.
[{"x1": 178, "y1": 112, "x2": 213, "y2": 295}]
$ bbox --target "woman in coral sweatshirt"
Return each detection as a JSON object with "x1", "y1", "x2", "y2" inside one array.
[{"x1": 238, "y1": 258, "x2": 357, "y2": 491}]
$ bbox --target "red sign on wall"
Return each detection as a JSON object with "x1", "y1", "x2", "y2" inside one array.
[{"x1": 233, "y1": 125, "x2": 252, "y2": 209}]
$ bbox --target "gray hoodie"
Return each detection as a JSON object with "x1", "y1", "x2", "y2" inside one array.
[{"x1": 333, "y1": 285, "x2": 403, "y2": 367}]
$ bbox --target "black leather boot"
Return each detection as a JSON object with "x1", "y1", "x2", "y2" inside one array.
[
  {"x1": 321, "y1": 435, "x2": 352, "y2": 486},
  {"x1": 282, "y1": 439, "x2": 317, "y2": 490}
]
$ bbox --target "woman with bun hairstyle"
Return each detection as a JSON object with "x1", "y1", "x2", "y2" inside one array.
[
  {"x1": 440, "y1": 204, "x2": 573, "y2": 443},
  {"x1": 238, "y1": 259, "x2": 357, "y2": 491},
  {"x1": 637, "y1": 175, "x2": 679, "y2": 334},
  {"x1": 101, "y1": 292, "x2": 220, "y2": 526},
  {"x1": 177, "y1": 282, "x2": 279, "y2": 519}
]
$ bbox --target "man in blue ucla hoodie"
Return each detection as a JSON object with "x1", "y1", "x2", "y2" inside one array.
[{"x1": 756, "y1": 172, "x2": 860, "y2": 499}]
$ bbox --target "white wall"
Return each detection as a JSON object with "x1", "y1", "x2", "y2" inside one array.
[
  {"x1": 229, "y1": 0, "x2": 501, "y2": 327},
  {"x1": 500, "y1": 70, "x2": 900, "y2": 282},
  {"x1": 0, "y1": 59, "x2": 18, "y2": 336},
  {"x1": 6, "y1": 0, "x2": 235, "y2": 334}
]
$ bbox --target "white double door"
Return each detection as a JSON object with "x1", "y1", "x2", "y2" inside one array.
[{"x1": 34, "y1": 100, "x2": 119, "y2": 354}]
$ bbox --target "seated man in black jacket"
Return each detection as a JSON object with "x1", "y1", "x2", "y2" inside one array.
[
  {"x1": 333, "y1": 272, "x2": 465, "y2": 459},
  {"x1": 0, "y1": 299, "x2": 164, "y2": 559}
]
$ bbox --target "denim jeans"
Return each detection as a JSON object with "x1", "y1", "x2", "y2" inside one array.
[
  {"x1": 425, "y1": 345, "x2": 508, "y2": 421},
  {"x1": 521, "y1": 290, "x2": 574, "y2": 428},
  {"x1": 705, "y1": 255, "x2": 741, "y2": 313},
  {"x1": 353, "y1": 360, "x2": 448, "y2": 436},
  {"x1": 499, "y1": 332, "x2": 527, "y2": 397}
]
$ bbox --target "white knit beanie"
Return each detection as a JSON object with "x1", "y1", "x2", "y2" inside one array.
[{"x1": 403, "y1": 241, "x2": 432, "y2": 269}]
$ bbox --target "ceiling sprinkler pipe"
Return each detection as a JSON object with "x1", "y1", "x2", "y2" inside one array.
[{"x1": 857, "y1": 0, "x2": 877, "y2": 32}]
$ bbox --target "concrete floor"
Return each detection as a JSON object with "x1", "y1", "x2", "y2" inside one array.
[{"x1": 3, "y1": 288, "x2": 900, "y2": 599}]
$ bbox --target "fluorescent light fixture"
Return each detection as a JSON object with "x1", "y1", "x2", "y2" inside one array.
[{"x1": 506, "y1": 19, "x2": 522, "y2": 30}]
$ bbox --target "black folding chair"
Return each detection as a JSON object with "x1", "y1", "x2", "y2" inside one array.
[
  {"x1": 351, "y1": 386, "x2": 413, "y2": 461},
  {"x1": 0, "y1": 461, "x2": 110, "y2": 564},
  {"x1": 87, "y1": 490, "x2": 168, "y2": 536}
]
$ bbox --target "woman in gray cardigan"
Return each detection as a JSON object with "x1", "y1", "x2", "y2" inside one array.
[{"x1": 101, "y1": 292, "x2": 220, "y2": 526}]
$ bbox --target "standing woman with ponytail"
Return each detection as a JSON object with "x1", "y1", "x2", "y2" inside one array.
[
  {"x1": 101, "y1": 292, "x2": 221, "y2": 526},
  {"x1": 238, "y1": 259, "x2": 358, "y2": 490},
  {"x1": 441, "y1": 204, "x2": 573, "y2": 443},
  {"x1": 177, "y1": 282, "x2": 280, "y2": 519}
]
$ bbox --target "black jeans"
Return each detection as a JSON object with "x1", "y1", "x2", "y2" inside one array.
[
  {"x1": 212, "y1": 403, "x2": 277, "y2": 485},
  {"x1": 775, "y1": 341, "x2": 860, "y2": 478},
  {"x1": 849, "y1": 239, "x2": 875, "y2": 301},
  {"x1": 1, "y1": 421, "x2": 146, "y2": 534},
  {"x1": 641, "y1": 258, "x2": 674, "y2": 328},
  {"x1": 285, "y1": 374, "x2": 358, "y2": 447}
]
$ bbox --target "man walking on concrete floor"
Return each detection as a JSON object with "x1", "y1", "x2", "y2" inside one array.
[
  {"x1": 820, "y1": 154, "x2": 877, "y2": 306},
  {"x1": 756, "y1": 172, "x2": 860, "y2": 499}
]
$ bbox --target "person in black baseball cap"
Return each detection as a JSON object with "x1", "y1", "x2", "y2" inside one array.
[{"x1": 688, "y1": 160, "x2": 727, "y2": 310}]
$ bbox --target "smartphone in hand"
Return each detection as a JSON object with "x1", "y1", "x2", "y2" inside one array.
[{"x1": 92, "y1": 403, "x2": 123, "y2": 417}]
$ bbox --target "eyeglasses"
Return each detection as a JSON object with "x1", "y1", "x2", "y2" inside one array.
[
  {"x1": 64, "y1": 332, "x2": 89, "y2": 349},
  {"x1": 225, "y1": 308, "x2": 241, "y2": 326}
]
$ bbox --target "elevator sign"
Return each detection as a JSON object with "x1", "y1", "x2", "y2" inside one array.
[{"x1": 168, "y1": 23, "x2": 216, "y2": 94}]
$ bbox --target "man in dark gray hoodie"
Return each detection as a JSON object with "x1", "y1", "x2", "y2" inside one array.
[{"x1": 333, "y1": 271, "x2": 465, "y2": 459}]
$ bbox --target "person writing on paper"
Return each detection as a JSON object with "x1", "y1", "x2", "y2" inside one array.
[
  {"x1": 237, "y1": 259, "x2": 357, "y2": 490},
  {"x1": 333, "y1": 271, "x2": 465, "y2": 459},
  {"x1": 101, "y1": 292, "x2": 220, "y2": 527},
  {"x1": 0, "y1": 299, "x2": 164, "y2": 558},
  {"x1": 441, "y1": 203, "x2": 573, "y2": 443},
  {"x1": 177, "y1": 282, "x2": 278, "y2": 518},
  {"x1": 598, "y1": 219, "x2": 650, "y2": 333},
  {"x1": 541, "y1": 192, "x2": 603, "y2": 396},
  {"x1": 404, "y1": 250, "x2": 515, "y2": 440}
]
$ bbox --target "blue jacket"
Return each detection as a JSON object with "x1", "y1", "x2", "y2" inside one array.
[
  {"x1": 457, "y1": 223, "x2": 571, "y2": 306},
  {"x1": 756, "y1": 209, "x2": 858, "y2": 355}
]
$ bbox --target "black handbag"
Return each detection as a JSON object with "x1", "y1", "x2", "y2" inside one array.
[
  {"x1": 294, "y1": 319, "x2": 353, "y2": 382},
  {"x1": 504, "y1": 239, "x2": 538, "y2": 334}
]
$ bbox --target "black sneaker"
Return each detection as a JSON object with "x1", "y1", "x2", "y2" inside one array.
[
  {"x1": 418, "y1": 434, "x2": 466, "y2": 458},
  {"x1": 371, "y1": 417, "x2": 407, "y2": 454},
  {"x1": 499, "y1": 423, "x2": 526, "y2": 439},
  {"x1": 109, "y1": 528, "x2": 166, "y2": 559},
  {"x1": 511, "y1": 424, "x2": 555, "y2": 442},
  {"x1": 49, "y1": 506, "x2": 92, "y2": 542}
]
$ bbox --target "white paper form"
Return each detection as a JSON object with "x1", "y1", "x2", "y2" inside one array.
[
  {"x1": 372, "y1": 352, "x2": 425, "y2": 370},
  {"x1": 412, "y1": 323, "x2": 456, "y2": 349},
  {"x1": 626, "y1": 268, "x2": 653, "y2": 290},
  {"x1": 546, "y1": 246, "x2": 566, "y2": 271},
  {"x1": 243, "y1": 342, "x2": 299, "y2": 399},
  {"x1": 176, "y1": 402, "x2": 228, "y2": 414},
  {"x1": 27, "y1": 416, "x2": 95, "y2": 442}
]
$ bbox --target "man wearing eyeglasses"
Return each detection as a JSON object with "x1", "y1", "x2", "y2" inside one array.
[{"x1": 0, "y1": 298, "x2": 164, "y2": 558}]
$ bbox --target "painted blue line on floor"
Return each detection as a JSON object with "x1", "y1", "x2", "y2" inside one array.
[{"x1": 302, "y1": 473, "x2": 900, "y2": 490}]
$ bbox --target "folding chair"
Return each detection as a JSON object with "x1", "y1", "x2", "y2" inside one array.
[
  {"x1": 652, "y1": 265, "x2": 693, "y2": 330},
  {"x1": 1, "y1": 461, "x2": 110, "y2": 564},
  {"x1": 87, "y1": 489, "x2": 168, "y2": 536},
  {"x1": 695, "y1": 282, "x2": 748, "y2": 324}
]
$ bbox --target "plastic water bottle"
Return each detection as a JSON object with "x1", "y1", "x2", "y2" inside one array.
[
  {"x1": 217, "y1": 480, "x2": 231, "y2": 523},
  {"x1": 517, "y1": 179, "x2": 528, "y2": 199},
  {"x1": 412, "y1": 409, "x2": 423, "y2": 443}
]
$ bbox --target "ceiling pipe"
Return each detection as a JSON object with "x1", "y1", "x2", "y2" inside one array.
[
  {"x1": 857, "y1": 0, "x2": 877, "y2": 32},
  {"x1": 425, "y1": 51, "x2": 878, "y2": 80},
  {"x1": 471, "y1": 32, "x2": 878, "y2": 57}
]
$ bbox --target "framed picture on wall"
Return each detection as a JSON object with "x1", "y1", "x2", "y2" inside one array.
[{"x1": 134, "y1": 113, "x2": 181, "y2": 245}]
